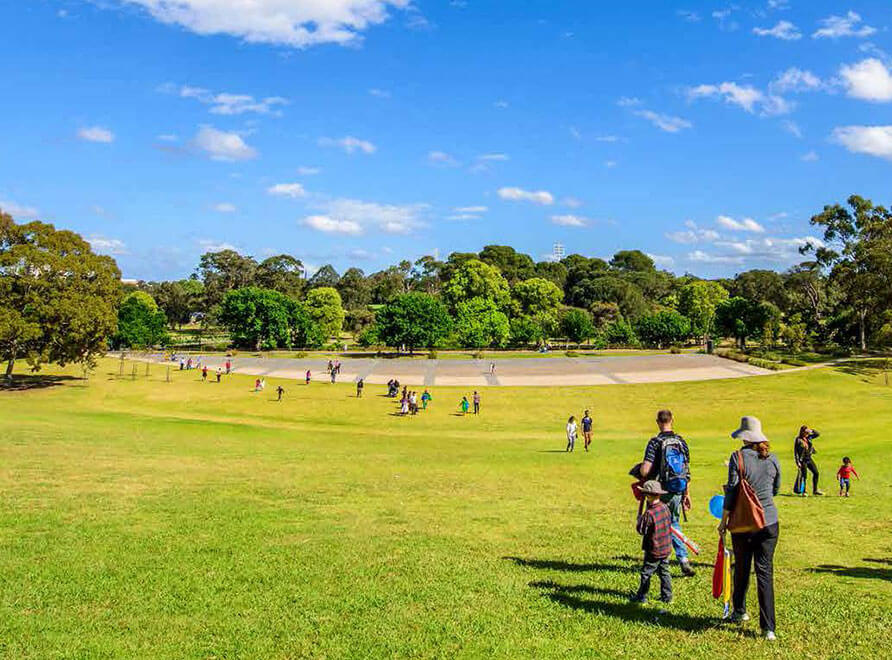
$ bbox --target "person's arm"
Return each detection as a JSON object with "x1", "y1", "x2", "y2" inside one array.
[
  {"x1": 682, "y1": 440, "x2": 692, "y2": 510},
  {"x1": 639, "y1": 438, "x2": 658, "y2": 479},
  {"x1": 809, "y1": 430, "x2": 820, "y2": 440},
  {"x1": 772, "y1": 456, "x2": 782, "y2": 496},
  {"x1": 636, "y1": 509, "x2": 651, "y2": 536},
  {"x1": 853, "y1": 467, "x2": 860, "y2": 479}
]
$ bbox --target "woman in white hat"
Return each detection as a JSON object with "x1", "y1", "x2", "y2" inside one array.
[{"x1": 717, "y1": 415, "x2": 782, "y2": 641}]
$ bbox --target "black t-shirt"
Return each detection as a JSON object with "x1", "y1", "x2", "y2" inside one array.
[
  {"x1": 643, "y1": 431, "x2": 690, "y2": 482},
  {"x1": 582, "y1": 416, "x2": 593, "y2": 432}
]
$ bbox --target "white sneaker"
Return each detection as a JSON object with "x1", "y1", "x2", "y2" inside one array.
[
  {"x1": 729, "y1": 612, "x2": 750, "y2": 623},
  {"x1": 765, "y1": 631, "x2": 777, "y2": 641}
]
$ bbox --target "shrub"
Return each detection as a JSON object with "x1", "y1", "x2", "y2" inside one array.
[
  {"x1": 427, "y1": 349, "x2": 438, "y2": 359},
  {"x1": 473, "y1": 350, "x2": 485, "y2": 360},
  {"x1": 748, "y1": 357, "x2": 784, "y2": 371},
  {"x1": 294, "y1": 351, "x2": 307, "y2": 359},
  {"x1": 782, "y1": 357, "x2": 808, "y2": 367},
  {"x1": 669, "y1": 346, "x2": 682, "y2": 354},
  {"x1": 565, "y1": 350, "x2": 579, "y2": 358}
]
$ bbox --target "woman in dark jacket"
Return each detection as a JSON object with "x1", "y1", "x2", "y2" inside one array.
[
  {"x1": 718, "y1": 416, "x2": 781, "y2": 642},
  {"x1": 794, "y1": 425, "x2": 823, "y2": 496}
]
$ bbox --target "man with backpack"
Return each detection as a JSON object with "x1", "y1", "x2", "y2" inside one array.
[{"x1": 638, "y1": 409, "x2": 695, "y2": 577}]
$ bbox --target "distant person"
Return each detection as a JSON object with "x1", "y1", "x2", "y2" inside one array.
[
  {"x1": 460, "y1": 396, "x2": 470, "y2": 415},
  {"x1": 327, "y1": 359, "x2": 333, "y2": 374},
  {"x1": 473, "y1": 391, "x2": 481, "y2": 415},
  {"x1": 186, "y1": 357, "x2": 193, "y2": 370},
  {"x1": 216, "y1": 367, "x2": 221, "y2": 383},
  {"x1": 836, "y1": 456, "x2": 860, "y2": 497},
  {"x1": 330, "y1": 369, "x2": 336, "y2": 384},
  {"x1": 718, "y1": 416, "x2": 781, "y2": 642},
  {"x1": 630, "y1": 480, "x2": 672, "y2": 607},
  {"x1": 794, "y1": 425, "x2": 823, "y2": 496},
  {"x1": 410, "y1": 391, "x2": 418, "y2": 415},
  {"x1": 638, "y1": 410, "x2": 695, "y2": 577},
  {"x1": 305, "y1": 370, "x2": 311, "y2": 385},
  {"x1": 225, "y1": 359, "x2": 231, "y2": 375},
  {"x1": 259, "y1": 378, "x2": 266, "y2": 391},
  {"x1": 356, "y1": 378, "x2": 364, "y2": 398},
  {"x1": 421, "y1": 389, "x2": 432, "y2": 410},
  {"x1": 581, "y1": 409, "x2": 594, "y2": 451},
  {"x1": 179, "y1": 358, "x2": 185, "y2": 371},
  {"x1": 201, "y1": 365, "x2": 208, "y2": 381},
  {"x1": 566, "y1": 416, "x2": 577, "y2": 452},
  {"x1": 254, "y1": 378, "x2": 261, "y2": 392},
  {"x1": 490, "y1": 362, "x2": 495, "y2": 376},
  {"x1": 277, "y1": 385, "x2": 285, "y2": 401},
  {"x1": 400, "y1": 392, "x2": 409, "y2": 415}
]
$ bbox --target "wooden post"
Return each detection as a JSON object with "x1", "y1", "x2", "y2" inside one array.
[{"x1": 166, "y1": 365, "x2": 171, "y2": 383}]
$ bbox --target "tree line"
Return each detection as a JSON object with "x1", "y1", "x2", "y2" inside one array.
[{"x1": 2, "y1": 195, "x2": 891, "y2": 376}]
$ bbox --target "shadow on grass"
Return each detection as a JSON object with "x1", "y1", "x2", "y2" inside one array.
[
  {"x1": 610, "y1": 554, "x2": 714, "y2": 571},
  {"x1": 0, "y1": 375, "x2": 81, "y2": 391},
  {"x1": 833, "y1": 360, "x2": 889, "y2": 382},
  {"x1": 531, "y1": 581, "x2": 717, "y2": 632},
  {"x1": 864, "y1": 557, "x2": 892, "y2": 566},
  {"x1": 807, "y1": 564, "x2": 891, "y2": 582},
  {"x1": 504, "y1": 556, "x2": 638, "y2": 574}
]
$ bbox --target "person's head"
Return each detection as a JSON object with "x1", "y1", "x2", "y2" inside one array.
[
  {"x1": 639, "y1": 479, "x2": 666, "y2": 502},
  {"x1": 798, "y1": 425, "x2": 809, "y2": 439},
  {"x1": 656, "y1": 409, "x2": 673, "y2": 431},
  {"x1": 842, "y1": 456, "x2": 851, "y2": 465},
  {"x1": 568, "y1": 416, "x2": 575, "y2": 423},
  {"x1": 584, "y1": 409, "x2": 590, "y2": 416},
  {"x1": 753, "y1": 441, "x2": 771, "y2": 459},
  {"x1": 645, "y1": 493, "x2": 661, "y2": 504}
]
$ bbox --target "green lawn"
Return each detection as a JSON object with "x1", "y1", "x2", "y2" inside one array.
[{"x1": 1, "y1": 359, "x2": 890, "y2": 658}]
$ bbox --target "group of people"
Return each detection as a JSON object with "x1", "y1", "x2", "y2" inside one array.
[
  {"x1": 459, "y1": 391, "x2": 481, "y2": 415},
  {"x1": 630, "y1": 410, "x2": 862, "y2": 642},
  {"x1": 394, "y1": 385, "x2": 432, "y2": 415},
  {"x1": 564, "y1": 410, "x2": 594, "y2": 452}
]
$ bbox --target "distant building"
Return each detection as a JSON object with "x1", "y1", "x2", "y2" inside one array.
[{"x1": 552, "y1": 242, "x2": 565, "y2": 262}]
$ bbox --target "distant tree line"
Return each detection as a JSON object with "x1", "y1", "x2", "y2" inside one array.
[{"x1": 2, "y1": 195, "x2": 892, "y2": 377}]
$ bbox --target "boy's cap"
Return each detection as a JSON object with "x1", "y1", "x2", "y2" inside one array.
[{"x1": 639, "y1": 480, "x2": 667, "y2": 495}]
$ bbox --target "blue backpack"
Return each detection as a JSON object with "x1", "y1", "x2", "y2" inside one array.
[{"x1": 659, "y1": 434, "x2": 690, "y2": 493}]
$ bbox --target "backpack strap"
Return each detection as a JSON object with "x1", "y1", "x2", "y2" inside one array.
[{"x1": 736, "y1": 450, "x2": 747, "y2": 481}]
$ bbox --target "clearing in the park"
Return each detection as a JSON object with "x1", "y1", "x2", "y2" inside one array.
[{"x1": 1, "y1": 358, "x2": 890, "y2": 658}]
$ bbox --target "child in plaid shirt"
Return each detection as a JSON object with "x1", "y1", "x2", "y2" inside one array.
[{"x1": 631, "y1": 480, "x2": 673, "y2": 605}]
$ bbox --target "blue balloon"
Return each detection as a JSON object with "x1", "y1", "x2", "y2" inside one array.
[{"x1": 709, "y1": 495, "x2": 725, "y2": 519}]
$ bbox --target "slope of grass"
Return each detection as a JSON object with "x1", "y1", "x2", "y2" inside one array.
[{"x1": 0, "y1": 359, "x2": 890, "y2": 658}]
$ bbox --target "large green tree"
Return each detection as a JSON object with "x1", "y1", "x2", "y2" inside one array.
[
  {"x1": 0, "y1": 212, "x2": 121, "y2": 378},
  {"x1": 197, "y1": 249, "x2": 257, "y2": 311},
  {"x1": 219, "y1": 287, "x2": 324, "y2": 350},
  {"x1": 478, "y1": 245, "x2": 536, "y2": 283},
  {"x1": 153, "y1": 278, "x2": 203, "y2": 328},
  {"x1": 635, "y1": 310, "x2": 691, "y2": 348},
  {"x1": 678, "y1": 281, "x2": 729, "y2": 342},
  {"x1": 307, "y1": 264, "x2": 340, "y2": 289},
  {"x1": 560, "y1": 308, "x2": 596, "y2": 344},
  {"x1": 443, "y1": 259, "x2": 510, "y2": 309},
  {"x1": 305, "y1": 287, "x2": 346, "y2": 340},
  {"x1": 337, "y1": 267, "x2": 372, "y2": 309},
  {"x1": 454, "y1": 298, "x2": 510, "y2": 349},
  {"x1": 715, "y1": 297, "x2": 775, "y2": 349},
  {"x1": 255, "y1": 255, "x2": 305, "y2": 298},
  {"x1": 114, "y1": 291, "x2": 169, "y2": 348},
  {"x1": 374, "y1": 293, "x2": 452, "y2": 352}
]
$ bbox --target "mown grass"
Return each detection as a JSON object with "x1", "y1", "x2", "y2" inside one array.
[{"x1": 0, "y1": 359, "x2": 890, "y2": 658}]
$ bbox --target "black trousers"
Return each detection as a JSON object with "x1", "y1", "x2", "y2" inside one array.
[
  {"x1": 636, "y1": 554, "x2": 672, "y2": 602},
  {"x1": 731, "y1": 522, "x2": 779, "y2": 632},
  {"x1": 799, "y1": 458, "x2": 819, "y2": 492}
]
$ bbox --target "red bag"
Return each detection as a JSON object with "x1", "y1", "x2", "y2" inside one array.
[
  {"x1": 712, "y1": 536, "x2": 725, "y2": 599},
  {"x1": 727, "y1": 451, "x2": 767, "y2": 534}
]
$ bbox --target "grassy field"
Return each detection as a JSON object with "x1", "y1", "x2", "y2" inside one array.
[{"x1": 1, "y1": 359, "x2": 890, "y2": 659}]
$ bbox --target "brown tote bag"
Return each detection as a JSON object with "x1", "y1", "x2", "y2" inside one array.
[{"x1": 727, "y1": 451, "x2": 767, "y2": 534}]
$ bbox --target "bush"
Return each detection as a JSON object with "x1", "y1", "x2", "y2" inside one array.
[
  {"x1": 473, "y1": 350, "x2": 485, "y2": 360},
  {"x1": 565, "y1": 350, "x2": 579, "y2": 358},
  {"x1": 748, "y1": 357, "x2": 784, "y2": 371},
  {"x1": 782, "y1": 357, "x2": 808, "y2": 367},
  {"x1": 669, "y1": 346, "x2": 682, "y2": 354},
  {"x1": 715, "y1": 348, "x2": 750, "y2": 363},
  {"x1": 427, "y1": 349, "x2": 438, "y2": 359},
  {"x1": 294, "y1": 351, "x2": 307, "y2": 359}
]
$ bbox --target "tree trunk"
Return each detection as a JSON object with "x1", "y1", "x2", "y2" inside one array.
[
  {"x1": 5, "y1": 357, "x2": 14, "y2": 380},
  {"x1": 859, "y1": 308, "x2": 867, "y2": 352}
]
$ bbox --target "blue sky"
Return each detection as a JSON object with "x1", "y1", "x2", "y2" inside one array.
[{"x1": 2, "y1": 1, "x2": 891, "y2": 280}]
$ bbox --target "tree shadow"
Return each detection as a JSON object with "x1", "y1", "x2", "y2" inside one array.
[
  {"x1": 529, "y1": 581, "x2": 629, "y2": 600},
  {"x1": 0, "y1": 375, "x2": 81, "y2": 391},
  {"x1": 807, "y1": 564, "x2": 891, "y2": 582},
  {"x1": 864, "y1": 557, "x2": 892, "y2": 566},
  {"x1": 833, "y1": 360, "x2": 887, "y2": 382},
  {"x1": 537, "y1": 450, "x2": 570, "y2": 453},
  {"x1": 531, "y1": 581, "x2": 717, "y2": 633},
  {"x1": 611, "y1": 554, "x2": 714, "y2": 571},
  {"x1": 504, "y1": 556, "x2": 639, "y2": 574}
]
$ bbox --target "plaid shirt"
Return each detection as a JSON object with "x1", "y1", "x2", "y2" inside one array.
[{"x1": 637, "y1": 501, "x2": 671, "y2": 559}]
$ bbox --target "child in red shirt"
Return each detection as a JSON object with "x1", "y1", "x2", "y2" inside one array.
[
  {"x1": 631, "y1": 480, "x2": 673, "y2": 606},
  {"x1": 836, "y1": 457, "x2": 860, "y2": 497}
]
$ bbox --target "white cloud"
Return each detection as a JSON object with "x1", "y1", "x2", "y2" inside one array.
[
  {"x1": 478, "y1": 153, "x2": 509, "y2": 161},
  {"x1": 688, "y1": 250, "x2": 743, "y2": 264},
  {"x1": 198, "y1": 239, "x2": 239, "y2": 253},
  {"x1": 165, "y1": 84, "x2": 288, "y2": 115},
  {"x1": 676, "y1": 10, "x2": 700, "y2": 22},
  {"x1": 617, "y1": 96, "x2": 642, "y2": 107},
  {"x1": 771, "y1": 68, "x2": 824, "y2": 93},
  {"x1": 78, "y1": 126, "x2": 114, "y2": 143},
  {"x1": 318, "y1": 135, "x2": 376, "y2": 154},
  {"x1": 193, "y1": 126, "x2": 258, "y2": 161},
  {"x1": 369, "y1": 88, "x2": 391, "y2": 98},
  {"x1": 813, "y1": 11, "x2": 876, "y2": 39},
  {"x1": 297, "y1": 166, "x2": 321, "y2": 175},
  {"x1": 551, "y1": 214, "x2": 588, "y2": 227},
  {"x1": 595, "y1": 135, "x2": 621, "y2": 142},
  {"x1": 604, "y1": 160, "x2": 617, "y2": 168},
  {"x1": 301, "y1": 215, "x2": 363, "y2": 235},
  {"x1": 497, "y1": 187, "x2": 555, "y2": 205},
  {"x1": 88, "y1": 236, "x2": 128, "y2": 255},
  {"x1": 648, "y1": 254, "x2": 675, "y2": 268},
  {"x1": 0, "y1": 199, "x2": 39, "y2": 220},
  {"x1": 753, "y1": 20, "x2": 801, "y2": 40},
  {"x1": 831, "y1": 125, "x2": 892, "y2": 161},
  {"x1": 428, "y1": 150, "x2": 460, "y2": 166},
  {"x1": 840, "y1": 59, "x2": 892, "y2": 102},
  {"x1": 454, "y1": 206, "x2": 488, "y2": 213},
  {"x1": 563, "y1": 197, "x2": 583, "y2": 209},
  {"x1": 447, "y1": 214, "x2": 481, "y2": 221},
  {"x1": 689, "y1": 82, "x2": 791, "y2": 116},
  {"x1": 716, "y1": 215, "x2": 765, "y2": 232},
  {"x1": 634, "y1": 109, "x2": 693, "y2": 132},
  {"x1": 121, "y1": 0, "x2": 413, "y2": 48},
  {"x1": 213, "y1": 202, "x2": 237, "y2": 213},
  {"x1": 666, "y1": 220, "x2": 720, "y2": 244},
  {"x1": 801, "y1": 150, "x2": 819, "y2": 162},
  {"x1": 493, "y1": 100, "x2": 509, "y2": 108},
  {"x1": 781, "y1": 120, "x2": 802, "y2": 138},
  {"x1": 310, "y1": 198, "x2": 427, "y2": 235},
  {"x1": 157, "y1": 133, "x2": 179, "y2": 142},
  {"x1": 267, "y1": 182, "x2": 307, "y2": 198}
]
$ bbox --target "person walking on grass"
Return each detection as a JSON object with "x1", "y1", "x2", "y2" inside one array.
[
  {"x1": 277, "y1": 385, "x2": 285, "y2": 402},
  {"x1": 356, "y1": 378, "x2": 364, "y2": 398},
  {"x1": 216, "y1": 367, "x2": 221, "y2": 383},
  {"x1": 718, "y1": 416, "x2": 781, "y2": 642},
  {"x1": 225, "y1": 359, "x2": 231, "y2": 375},
  {"x1": 254, "y1": 378, "x2": 261, "y2": 392},
  {"x1": 473, "y1": 391, "x2": 481, "y2": 415},
  {"x1": 202, "y1": 365, "x2": 208, "y2": 381},
  {"x1": 638, "y1": 409, "x2": 695, "y2": 577},
  {"x1": 566, "y1": 416, "x2": 577, "y2": 452},
  {"x1": 410, "y1": 391, "x2": 418, "y2": 415},
  {"x1": 582, "y1": 409, "x2": 594, "y2": 451},
  {"x1": 794, "y1": 425, "x2": 823, "y2": 496},
  {"x1": 305, "y1": 369, "x2": 311, "y2": 385},
  {"x1": 400, "y1": 392, "x2": 410, "y2": 415},
  {"x1": 460, "y1": 396, "x2": 470, "y2": 415},
  {"x1": 421, "y1": 389, "x2": 432, "y2": 410},
  {"x1": 836, "y1": 457, "x2": 860, "y2": 497},
  {"x1": 630, "y1": 480, "x2": 672, "y2": 608},
  {"x1": 330, "y1": 369, "x2": 336, "y2": 385}
]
